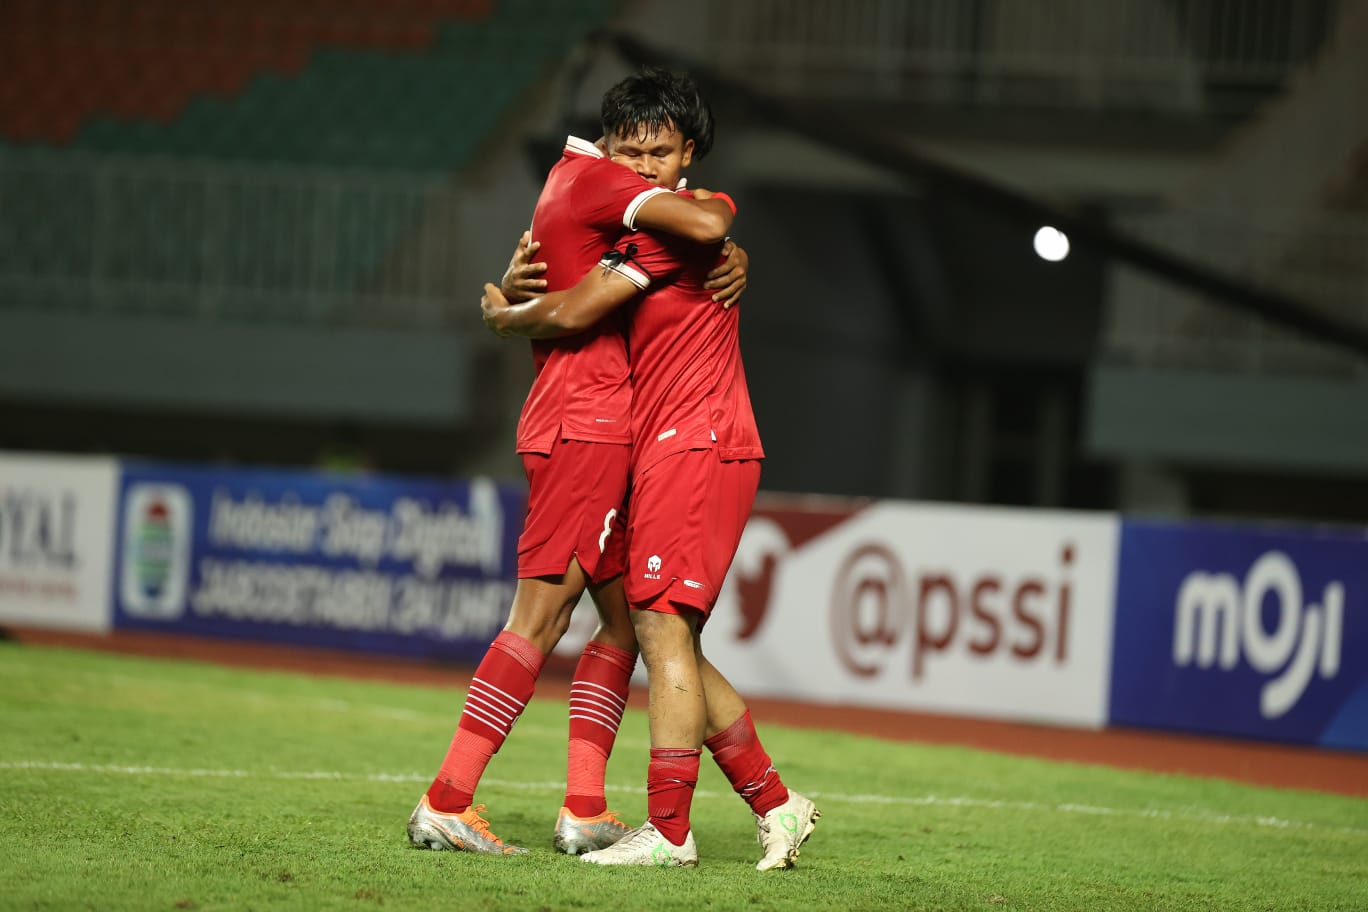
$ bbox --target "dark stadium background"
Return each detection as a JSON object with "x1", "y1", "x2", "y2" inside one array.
[{"x1": 2, "y1": 0, "x2": 1364, "y2": 525}]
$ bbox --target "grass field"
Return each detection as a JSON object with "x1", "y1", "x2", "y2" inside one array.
[{"x1": 3, "y1": 642, "x2": 1366, "y2": 911}]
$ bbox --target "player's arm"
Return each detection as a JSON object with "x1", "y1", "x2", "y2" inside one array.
[
  {"x1": 499, "y1": 230, "x2": 748, "y2": 310},
  {"x1": 633, "y1": 189, "x2": 736, "y2": 244},
  {"x1": 634, "y1": 186, "x2": 745, "y2": 302},
  {"x1": 585, "y1": 157, "x2": 735, "y2": 242},
  {"x1": 482, "y1": 266, "x2": 640, "y2": 339}
]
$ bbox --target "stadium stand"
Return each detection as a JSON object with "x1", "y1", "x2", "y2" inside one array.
[
  {"x1": 0, "y1": 0, "x2": 494, "y2": 145},
  {"x1": 0, "y1": 0, "x2": 621, "y2": 170},
  {"x1": 0, "y1": 0, "x2": 622, "y2": 327}
]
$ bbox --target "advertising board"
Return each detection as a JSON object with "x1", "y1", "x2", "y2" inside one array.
[
  {"x1": 112, "y1": 462, "x2": 523, "y2": 662},
  {"x1": 1110, "y1": 520, "x2": 1368, "y2": 749},
  {"x1": 693, "y1": 496, "x2": 1120, "y2": 727},
  {"x1": 0, "y1": 451, "x2": 119, "y2": 633}
]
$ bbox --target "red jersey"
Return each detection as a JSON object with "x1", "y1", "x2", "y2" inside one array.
[
  {"x1": 603, "y1": 222, "x2": 765, "y2": 476},
  {"x1": 515, "y1": 136, "x2": 672, "y2": 454}
]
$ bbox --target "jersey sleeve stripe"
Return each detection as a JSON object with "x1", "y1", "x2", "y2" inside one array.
[
  {"x1": 623, "y1": 186, "x2": 671, "y2": 229},
  {"x1": 599, "y1": 257, "x2": 650, "y2": 289}
]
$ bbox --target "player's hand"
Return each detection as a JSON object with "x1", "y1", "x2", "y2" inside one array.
[
  {"x1": 691, "y1": 187, "x2": 714, "y2": 200},
  {"x1": 500, "y1": 231, "x2": 547, "y2": 303},
  {"x1": 481, "y1": 282, "x2": 514, "y2": 336},
  {"x1": 705, "y1": 239, "x2": 748, "y2": 309}
]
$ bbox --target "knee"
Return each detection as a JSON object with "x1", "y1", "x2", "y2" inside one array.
[
  {"x1": 631, "y1": 609, "x2": 691, "y2": 660},
  {"x1": 505, "y1": 600, "x2": 575, "y2": 652},
  {"x1": 592, "y1": 600, "x2": 635, "y2": 643},
  {"x1": 590, "y1": 621, "x2": 638, "y2": 654}
]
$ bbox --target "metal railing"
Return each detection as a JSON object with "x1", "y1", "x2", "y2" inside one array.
[
  {"x1": 1104, "y1": 207, "x2": 1368, "y2": 374},
  {"x1": 0, "y1": 148, "x2": 466, "y2": 330},
  {"x1": 697, "y1": 0, "x2": 1339, "y2": 115}
]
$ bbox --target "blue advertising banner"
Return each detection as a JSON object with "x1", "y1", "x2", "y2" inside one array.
[
  {"x1": 1110, "y1": 519, "x2": 1368, "y2": 750},
  {"x1": 111, "y1": 462, "x2": 523, "y2": 662}
]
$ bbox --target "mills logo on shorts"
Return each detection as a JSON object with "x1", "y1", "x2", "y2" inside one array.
[
  {"x1": 120, "y1": 483, "x2": 193, "y2": 620},
  {"x1": 644, "y1": 554, "x2": 662, "y2": 580}
]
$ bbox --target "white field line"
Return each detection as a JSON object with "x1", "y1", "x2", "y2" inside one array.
[{"x1": 2, "y1": 760, "x2": 1364, "y2": 838}]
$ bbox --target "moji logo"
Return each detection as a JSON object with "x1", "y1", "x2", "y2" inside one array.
[{"x1": 1173, "y1": 551, "x2": 1344, "y2": 719}]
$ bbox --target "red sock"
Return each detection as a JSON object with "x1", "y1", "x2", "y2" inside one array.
[
  {"x1": 647, "y1": 748, "x2": 700, "y2": 846},
  {"x1": 564, "y1": 641, "x2": 636, "y2": 817},
  {"x1": 703, "y1": 711, "x2": 788, "y2": 816},
  {"x1": 425, "y1": 631, "x2": 546, "y2": 813}
]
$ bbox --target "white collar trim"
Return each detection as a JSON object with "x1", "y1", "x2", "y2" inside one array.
[{"x1": 565, "y1": 135, "x2": 604, "y2": 158}]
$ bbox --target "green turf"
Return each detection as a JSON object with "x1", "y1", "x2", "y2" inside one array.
[{"x1": 2, "y1": 642, "x2": 1365, "y2": 911}]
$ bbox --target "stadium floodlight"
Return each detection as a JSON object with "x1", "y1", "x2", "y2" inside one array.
[{"x1": 1033, "y1": 225, "x2": 1070, "y2": 262}]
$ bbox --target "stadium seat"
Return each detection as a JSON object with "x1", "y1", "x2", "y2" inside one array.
[{"x1": 0, "y1": 0, "x2": 625, "y2": 326}]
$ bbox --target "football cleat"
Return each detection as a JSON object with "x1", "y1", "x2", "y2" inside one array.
[
  {"x1": 553, "y1": 806, "x2": 633, "y2": 855},
  {"x1": 754, "y1": 790, "x2": 820, "y2": 871},
  {"x1": 580, "y1": 821, "x2": 698, "y2": 867},
  {"x1": 406, "y1": 796, "x2": 527, "y2": 855}
]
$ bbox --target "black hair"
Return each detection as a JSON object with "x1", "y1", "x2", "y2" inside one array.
[{"x1": 600, "y1": 66, "x2": 715, "y2": 160}]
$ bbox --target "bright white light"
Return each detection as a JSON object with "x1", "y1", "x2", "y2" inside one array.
[{"x1": 1033, "y1": 225, "x2": 1070, "y2": 262}]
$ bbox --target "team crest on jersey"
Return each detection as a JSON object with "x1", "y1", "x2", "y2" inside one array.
[{"x1": 644, "y1": 554, "x2": 662, "y2": 580}]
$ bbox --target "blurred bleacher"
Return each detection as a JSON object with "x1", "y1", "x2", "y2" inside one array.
[
  {"x1": 0, "y1": 0, "x2": 622, "y2": 462},
  {"x1": 0, "y1": 0, "x2": 620, "y2": 328}
]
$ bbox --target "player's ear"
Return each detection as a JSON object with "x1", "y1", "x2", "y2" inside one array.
[{"x1": 681, "y1": 138, "x2": 695, "y2": 168}]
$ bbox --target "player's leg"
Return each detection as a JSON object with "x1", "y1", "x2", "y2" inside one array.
[
  {"x1": 549, "y1": 448, "x2": 638, "y2": 852},
  {"x1": 411, "y1": 439, "x2": 627, "y2": 854},
  {"x1": 580, "y1": 603, "x2": 703, "y2": 866},
  {"x1": 636, "y1": 606, "x2": 707, "y2": 834},
  {"x1": 698, "y1": 648, "x2": 783, "y2": 810},
  {"x1": 408, "y1": 568, "x2": 590, "y2": 854},
  {"x1": 582, "y1": 452, "x2": 715, "y2": 867},
  {"x1": 690, "y1": 453, "x2": 820, "y2": 869},
  {"x1": 426, "y1": 570, "x2": 590, "y2": 813},
  {"x1": 555, "y1": 572, "x2": 638, "y2": 854},
  {"x1": 697, "y1": 645, "x2": 820, "y2": 870}
]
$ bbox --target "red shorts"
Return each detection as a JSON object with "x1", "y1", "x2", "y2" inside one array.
[
  {"x1": 518, "y1": 439, "x2": 629, "y2": 582},
  {"x1": 625, "y1": 449, "x2": 761, "y2": 627}
]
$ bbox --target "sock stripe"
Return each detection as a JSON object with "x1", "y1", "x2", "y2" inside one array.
[
  {"x1": 468, "y1": 678, "x2": 524, "y2": 714},
  {"x1": 568, "y1": 703, "x2": 625, "y2": 726},
  {"x1": 568, "y1": 712, "x2": 626, "y2": 733},
  {"x1": 461, "y1": 705, "x2": 517, "y2": 735},
  {"x1": 465, "y1": 692, "x2": 523, "y2": 725},
  {"x1": 562, "y1": 642, "x2": 635, "y2": 819},
  {"x1": 738, "y1": 777, "x2": 770, "y2": 799},
  {"x1": 569, "y1": 692, "x2": 625, "y2": 715},
  {"x1": 462, "y1": 680, "x2": 529, "y2": 732},
  {"x1": 570, "y1": 680, "x2": 629, "y2": 708},
  {"x1": 569, "y1": 705, "x2": 626, "y2": 721},
  {"x1": 566, "y1": 705, "x2": 626, "y2": 727}
]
